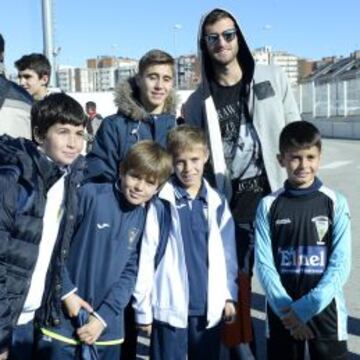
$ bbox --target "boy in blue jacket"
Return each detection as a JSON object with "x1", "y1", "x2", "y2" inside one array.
[
  {"x1": 86, "y1": 49, "x2": 176, "y2": 183},
  {"x1": 0, "y1": 93, "x2": 86, "y2": 360},
  {"x1": 133, "y1": 125, "x2": 238, "y2": 360},
  {"x1": 36, "y1": 140, "x2": 172, "y2": 360},
  {"x1": 255, "y1": 121, "x2": 351, "y2": 360}
]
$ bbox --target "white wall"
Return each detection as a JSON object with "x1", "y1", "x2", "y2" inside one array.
[{"x1": 69, "y1": 89, "x2": 194, "y2": 117}]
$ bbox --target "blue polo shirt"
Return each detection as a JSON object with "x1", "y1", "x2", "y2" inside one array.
[{"x1": 173, "y1": 178, "x2": 208, "y2": 316}]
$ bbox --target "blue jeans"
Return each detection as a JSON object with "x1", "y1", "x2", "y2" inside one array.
[{"x1": 10, "y1": 321, "x2": 35, "y2": 360}]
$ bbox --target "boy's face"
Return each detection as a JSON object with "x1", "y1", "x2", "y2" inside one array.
[
  {"x1": 277, "y1": 145, "x2": 321, "y2": 188},
  {"x1": 173, "y1": 145, "x2": 209, "y2": 196},
  {"x1": 121, "y1": 171, "x2": 159, "y2": 205},
  {"x1": 86, "y1": 106, "x2": 97, "y2": 118},
  {"x1": 18, "y1": 69, "x2": 48, "y2": 100},
  {"x1": 37, "y1": 123, "x2": 84, "y2": 166},
  {"x1": 137, "y1": 64, "x2": 174, "y2": 114}
]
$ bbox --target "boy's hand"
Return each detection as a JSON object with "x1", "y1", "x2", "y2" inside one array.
[
  {"x1": 63, "y1": 293, "x2": 93, "y2": 317},
  {"x1": 281, "y1": 307, "x2": 303, "y2": 330},
  {"x1": 0, "y1": 349, "x2": 9, "y2": 360},
  {"x1": 223, "y1": 300, "x2": 236, "y2": 323},
  {"x1": 291, "y1": 324, "x2": 315, "y2": 341},
  {"x1": 137, "y1": 324, "x2": 152, "y2": 337},
  {"x1": 77, "y1": 315, "x2": 105, "y2": 345},
  {"x1": 281, "y1": 307, "x2": 315, "y2": 340}
]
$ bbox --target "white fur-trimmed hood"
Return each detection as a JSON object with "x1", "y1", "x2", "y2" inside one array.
[{"x1": 113, "y1": 77, "x2": 178, "y2": 121}]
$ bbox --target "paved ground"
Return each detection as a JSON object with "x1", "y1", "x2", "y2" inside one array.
[{"x1": 252, "y1": 138, "x2": 360, "y2": 359}]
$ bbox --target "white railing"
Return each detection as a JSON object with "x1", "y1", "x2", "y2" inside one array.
[{"x1": 296, "y1": 76, "x2": 360, "y2": 118}]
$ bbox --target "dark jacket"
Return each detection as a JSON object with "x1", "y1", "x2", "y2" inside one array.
[
  {"x1": 44, "y1": 182, "x2": 146, "y2": 341},
  {"x1": 0, "y1": 75, "x2": 32, "y2": 139},
  {"x1": 85, "y1": 77, "x2": 177, "y2": 183},
  {"x1": 0, "y1": 135, "x2": 84, "y2": 349}
]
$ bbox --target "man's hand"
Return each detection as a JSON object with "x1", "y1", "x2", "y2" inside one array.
[
  {"x1": 137, "y1": 324, "x2": 152, "y2": 337},
  {"x1": 223, "y1": 300, "x2": 236, "y2": 324},
  {"x1": 0, "y1": 349, "x2": 9, "y2": 360},
  {"x1": 62, "y1": 293, "x2": 93, "y2": 317},
  {"x1": 77, "y1": 315, "x2": 105, "y2": 345}
]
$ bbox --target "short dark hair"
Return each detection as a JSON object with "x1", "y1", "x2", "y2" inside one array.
[
  {"x1": 15, "y1": 53, "x2": 51, "y2": 80},
  {"x1": 279, "y1": 121, "x2": 322, "y2": 154},
  {"x1": 203, "y1": 8, "x2": 234, "y2": 29},
  {"x1": 85, "y1": 101, "x2": 96, "y2": 109},
  {"x1": 120, "y1": 140, "x2": 172, "y2": 186},
  {"x1": 0, "y1": 34, "x2": 4, "y2": 54},
  {"x1": 138, "y1": 49, "x2": 175, "y2": 76},
  {"x1": 167, "y1": 124, "x2": 208, "y2": 156},
  {"x1": 31, "y1": 93, "x2": 86, "y2": 139}
]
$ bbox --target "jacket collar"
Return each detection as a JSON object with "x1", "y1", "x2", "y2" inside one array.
[
  {"x1": 160, "y1": 178, "x2": 221, "y2": 209},
  {"x1": 113, "y1": 76, "x2": 178, "y2": 121},
  {"x1": 0, "y1": 135, "x2": 85, "y2": 191}
]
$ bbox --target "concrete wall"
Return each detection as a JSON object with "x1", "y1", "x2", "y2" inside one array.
[{"x1": 303, "y1": 114, "x2": 360, "y2": 140}]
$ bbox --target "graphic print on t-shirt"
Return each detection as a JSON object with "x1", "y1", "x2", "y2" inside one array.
[{"x1": 211, "y1": 80, "x2": 263, "y2": 180}]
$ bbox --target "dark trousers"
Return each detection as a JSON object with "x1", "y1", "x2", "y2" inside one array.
[
  {"x1": 267, "y1": 335, "x2": 348, "y2": 360},
  {"x1": 151, "y1": 316, "x2": 221, "y2": 360},
  {"x1": 10, "y1": 321, "x2": 35, "y2": 360},
  {"x1": 35, "y1": 332, "x2": 121, "y2": 360}
]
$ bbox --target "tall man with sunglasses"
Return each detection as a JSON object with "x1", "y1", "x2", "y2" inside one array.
[{"x1": 183, "y1": 8, "x2": 300, "y2": 359}]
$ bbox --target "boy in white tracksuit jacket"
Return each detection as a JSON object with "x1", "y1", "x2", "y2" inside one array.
[{"x1": 133, "y1": 125, "x2": 238, "y2": 360}]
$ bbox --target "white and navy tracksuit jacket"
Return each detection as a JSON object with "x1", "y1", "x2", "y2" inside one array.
[
  {"x1": 255, "y1": 178, "x2": 351, "y2": 340},
  {"x1": 133, "y1": 179, "x2": 238, "y2": 329}
]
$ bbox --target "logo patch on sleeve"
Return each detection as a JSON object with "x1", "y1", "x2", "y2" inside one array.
[{"x1": 253, "y1": 81, "x2": 275, "y2": 100}]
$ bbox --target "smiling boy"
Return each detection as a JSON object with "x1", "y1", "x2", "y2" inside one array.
[
  {"x1": 0, "y1": 93, "x2": 86, "y2": 360},
  {"x1": 36, "y1": 141, "x2": 172, "y2": 360},
  {"x1": 133, "y1": 125, "x2": 238, "y2": 360},
  {"x1": 255, "y1": 121, "x2": 351, "y2": 360},
  {"x1": 86, "y1": 49, "x2": 176, "y2": 183}
]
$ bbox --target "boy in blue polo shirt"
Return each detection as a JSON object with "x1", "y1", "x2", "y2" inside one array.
[
  {"x1": 133, "y1": 125, "x2": 238, "y2": 360},
  {"x1": 255, "y1": 121, "x2": 351, "y2": 360},
  {"x1": 36, "y1": 141, "x2": 172, "y2": 360}
]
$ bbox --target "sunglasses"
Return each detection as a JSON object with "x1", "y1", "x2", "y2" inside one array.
[{"x1": 204, "y1": 28, "x2": 237, "y2": 46}]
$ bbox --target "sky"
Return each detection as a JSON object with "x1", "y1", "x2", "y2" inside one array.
[{"x1": 1, "y1": 0, "x2": 359, "y2": 73}]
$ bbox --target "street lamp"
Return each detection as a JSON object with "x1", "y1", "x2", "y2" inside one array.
[
  {"x1": 173, "y1": 24, "x2": 182, "y2": 88},
  {"x1": 53, "y1": 46, "x2": 61, "y2": 88}
]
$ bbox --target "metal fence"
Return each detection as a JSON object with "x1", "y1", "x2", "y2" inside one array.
[{"x1": 295, "y1": 75, "x2": 360, "y2": 117}]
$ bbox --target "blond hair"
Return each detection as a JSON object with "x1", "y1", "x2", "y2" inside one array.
[
  {"x1": 120, "y1": 140, "x2": 172, "y2": 186},
  {"x1": 166, "y1": 125, "x2": 208, "y2": 156}
]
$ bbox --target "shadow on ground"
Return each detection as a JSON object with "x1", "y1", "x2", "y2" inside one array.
[{"x1": 251, "y1": 292, "x2": 360, "y2": 359}]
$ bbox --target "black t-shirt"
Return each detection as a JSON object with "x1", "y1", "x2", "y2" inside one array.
[
  {"x1": 210, "y1": 80, "x2": 269, "y2": 222},
  {"x1": 210, "y1": 80, "x2": 263, "y2": 181}
]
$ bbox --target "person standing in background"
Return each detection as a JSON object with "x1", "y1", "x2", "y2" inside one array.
[
  {"x1": 0, "y1": 33, "x2": 32, "y2": 139},
  {"x1": 15, "y1": 53, "x2": 51, "y2": 101},
  {"x1": 85, "y1": 101, "x2": 103, "y2": 152}
]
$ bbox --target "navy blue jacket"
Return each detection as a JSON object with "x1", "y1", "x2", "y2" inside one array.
[
  {"x1": 0, "y1": 136, "x2": 84, "y2": 350},
  {"x1": 85, "y1": 77, "x2": 176, "y2": 183},
  {"x1": 46, "y1": 182, "x2": 147, "y2": 341}
]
